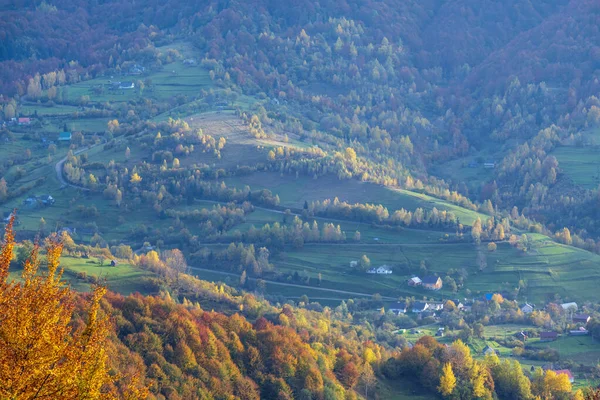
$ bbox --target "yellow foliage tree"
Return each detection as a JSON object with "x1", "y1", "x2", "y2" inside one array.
[
  {"x1": 438, "y1": 363, "x2": 456, "y2": 396},
  {"x1": 0, "y1": 218, "x2": 115, "y2": 399},
  {"x1": 130, "y1": 172, "x2": 142, "y2": 184},
  {"x1": 541, "y1": 370, "x2": 571, "y2": 399}
]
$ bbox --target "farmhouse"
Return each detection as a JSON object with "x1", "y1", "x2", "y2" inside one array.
[
  {"x1": 412, "y1": 301, "x2": 429, "y2": 313},
  {"x1": 59, "y1": 132, "x2": 72, "y2": 142},
  {"x1": 367, "y1": 265, "x2": 392, "y2": 274},
  {"x1": 482, "y1": 345, "x2": 498, "y2": 356},
  {"x1": 539, "y1": 331, "x2": 558, "y2": 342},
  {"x1": 129, "y1": 64, "x2": 145, "y2": 75},
  {"x1": 553, "y1": 370, "x2": 575, "y2": 383},
  {"x1": 18, "y1": 117, "x2": 31, "y2": 125},
  {"x1": 451, "y1": 300, "x2": 464, "y2": 310},
  {"x1": 388, "y1": 302, "x2": 408, "y2": 315},
  {"x1": 408, "y1": 276, "x2": 422, "y2": 286},
  {"x1": 520, "y1": 303, "x2": 534, "y2": 314},
  {"x1": 119, "y1": 81, "x2": 135, "y2": 89},
  {"x1": 39, "y1": 194, "x2": 54, "y2": 205},
  {"x1": 110, "y1": 260, "x2": 118, "y2": 267},
  {"x1": 573, "y1": 314, "x2": 591, "y2": 325},
  {"x1": 569, "y1": 327, "x2": 589, "y2": 336},
  {"x1": 349, "y1": 260, "x2": 358, "y2": 268},
  {"x1": 422, "y1": 276, "x2": 442, "y2": 290},
  {"x1": 560, "y1": 302, "x2": 578, "y2": 311}
]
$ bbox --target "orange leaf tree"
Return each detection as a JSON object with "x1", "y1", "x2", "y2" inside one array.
[{"x1": 0, "y1": 217, "x2": 115, "y2": 399}]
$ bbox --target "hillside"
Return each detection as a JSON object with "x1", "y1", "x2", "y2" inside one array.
[{"x1": 3, "y1": 0, "x2": 600, "y2": 398}]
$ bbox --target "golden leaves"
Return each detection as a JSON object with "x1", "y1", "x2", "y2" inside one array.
[{"x1": 0, "y1": 221, "x2": 116, "y2": 399}]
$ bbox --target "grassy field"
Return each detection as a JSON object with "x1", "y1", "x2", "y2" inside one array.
[
  {"x1": 7, "y1": 255, "x2": 155, "y2": 296},
  {"x1": 59, "y1": 256, "x2": 155, "y2": 295},
  {"x1": 552, "y1": 145, "x2": 600, "y2": 189},
  {"x1": 224, "y1": 172, "x2": 487, "y2": 225},
  {"x1": 377, "y1": 378, "x2": 438, "y2": 400}
]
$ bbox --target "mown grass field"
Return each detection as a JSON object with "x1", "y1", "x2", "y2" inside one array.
[
  {"x1": 7, "y1": 255, "x2": 155, "y2": 296},
  {"x1": 552, "y1": 145, "x2": 600, "y2": 189}
]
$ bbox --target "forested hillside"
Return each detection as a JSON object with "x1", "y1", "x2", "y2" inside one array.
[{"x1": 3, "y1": 0, "x2": 600, "y2": 398}]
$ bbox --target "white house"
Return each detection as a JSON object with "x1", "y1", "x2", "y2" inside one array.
[
  {"x1": 521, "y1": 303, "x2": 534, "y2": 314},
  {"x1": 561, "y1": 302, "x2": 578, "y2": 312},
  {"x1": 367, "y1": 265, "x2": 392, "y2": 274},
  {"x1": 408, "y1": 277, "x2": 422, "y2": 286},
  {"x1": 350, "y1": 260, "x2": 358, "y2": 268}
]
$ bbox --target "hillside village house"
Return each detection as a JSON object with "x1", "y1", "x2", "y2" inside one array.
[
  {"x1": 349, "y1": 260, "x2": 358, "y2": 268},
  {"x1": 367, "y1": 265, "x2": 392, "y2": 274},
  {"x1": 408, "y1": 276, "x2": 422, "y2": 286},
  {"x1": 59, "y1": 132, "x2": 72, "y2": 142},
  {"x1": 412, "y1": 301, "x2": 429, "y2": 313},
  {"x1": 520, "y1": 303, "x2": 534, "y2": 314},
  {"x1": 18, "y1": 117, "x2": 31, "y2": 125},
  {"x1": 539, "y1": 331, "x2": 558, "y2": 342},
  {"x1": 573, "y1": 314, "x2": 591, "y2": 324},
  {"x1": 388, "y1": 302, "x2": 408, "y2": 315},
  {"x1": 422, "y1": 276, "x2": 443, "y2": 290},
  {"x1": 483, "y1": 345, "x2": 498, "y2": 356},
  {"x1": 553, "y1": 370, "x2": 575, "y2": 383},
  {"x1": 569, "y1": 327, "x2": 589, "y2": 336},
  {"x1": 119, "y1": 81, "x2": 135, "y2": 89},
  {"x1": 560, "y1": 302, "x2": 578, "y2": 312}
]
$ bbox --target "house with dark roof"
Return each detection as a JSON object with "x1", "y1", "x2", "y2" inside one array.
[
  {"x1": 422, "y1": 276, "x2": 442, "y2": 290},
  {"x1": 539, "y1": 331, "x2": 558, "y2": 342},
  {"x1": 39, "y1": 194, "x2": 54, "y2": 205},
  {"x1": 412, "y1": 301, "x2": 429, "y2": 313},
  {"x1": 573, "y1": 314, "x2": 591, "y2": 325},
  {"x1": 483, "y1": 345, "x2": 498, "y2": 356},
  {"x1": 569, "y1": 327, "x2": 589, "y2": 336},
  {"x1": 389, "y1": 301, "x2": 408, "y2": 315}
]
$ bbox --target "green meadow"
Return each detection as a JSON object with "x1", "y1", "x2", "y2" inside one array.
[{"x1": 552, "y1": 145, "x2": 600, "y2": 189}]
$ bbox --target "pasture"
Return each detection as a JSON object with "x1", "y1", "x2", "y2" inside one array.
[
  {"x1": 223, "y1": 172, "x2": 487, "y2": 225},
  {"x1": 7, "y1": 255, "x2": 155, "y2": 296},
  {"x1": 552, "y1": 145, "x2": 600, "y2": 189}
]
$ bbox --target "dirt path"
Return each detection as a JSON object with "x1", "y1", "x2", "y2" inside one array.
[{"x1": 54, "y1": 143, "x2": 104, "y2": 190}]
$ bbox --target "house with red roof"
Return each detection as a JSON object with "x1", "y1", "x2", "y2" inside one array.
[{"x1": 553, "y1": 369, "x2": 574, "y2": 383}]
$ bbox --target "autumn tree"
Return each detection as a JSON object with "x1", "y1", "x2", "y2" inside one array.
[
  {"x1": 0, "y1": 218, "x2": 115, "y2": 398},
  {"x1": 438, "y1": 363, "x2": 456, "y2": 396}
]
